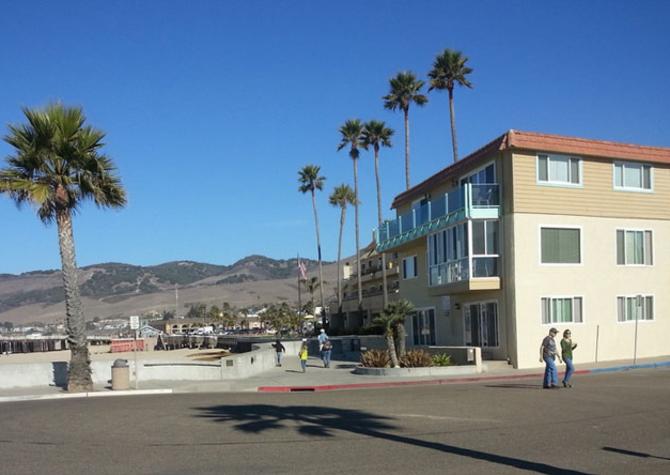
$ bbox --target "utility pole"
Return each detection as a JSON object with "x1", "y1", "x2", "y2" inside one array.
[{"x1": 175, "y1": 284, "x2": 179, "y2": 318}]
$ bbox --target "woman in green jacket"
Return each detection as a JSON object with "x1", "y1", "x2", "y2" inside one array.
[{"x1": 561, "y1": 329, "x2": 577, "y2": 387}]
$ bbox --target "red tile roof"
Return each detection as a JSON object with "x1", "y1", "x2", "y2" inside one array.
[{"x1": 391, "y1": 130, "x2": 670, "y2": 208}]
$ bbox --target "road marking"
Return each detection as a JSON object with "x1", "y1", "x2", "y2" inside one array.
[{"x1": 398, "y1": 413, "x2": 500, "y2": 423}]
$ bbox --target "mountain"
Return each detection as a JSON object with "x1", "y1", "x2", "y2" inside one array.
[{"x1": 0, "y1": 256, "x2": 335, "y2": 324}]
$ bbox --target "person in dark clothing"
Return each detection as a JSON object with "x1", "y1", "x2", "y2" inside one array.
[{"x1": 272, "y1": 339, "x2": 286, "y2": 367}]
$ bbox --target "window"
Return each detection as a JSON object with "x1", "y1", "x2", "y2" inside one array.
[
  {"x1": 460, "y1": 162, "x2": 495, "y2": 185},
  {"x1": 614, "y1": 162, "x2": 652, "y2": 191},
  {"x1": 402, "y1": 255, "x2": 418, "y2": 279},
  {"x1": 537, "y1": 154, "x2": 581, "y2": 186},
  {"x1": 617, "y1": 295, "x2": 654, "y2": 322},
  {"x1": 616, "y1": 230, "x2": 653, "y2": 265},
  {"x1": 427, "y1": 223, "x2": 469, "y2": 285},
  {"x1": 472, "y1": 220, "x2": 500, "y2": 278},
  {"x1": 412, "y1": 309, "x2": 436, "y2": 345},
  {"x1": 541, "y1": 227, "x2": 581, "y2": 264},
  {"x1": 541, "y1": 297, "x2": 583, "y2": 324}
]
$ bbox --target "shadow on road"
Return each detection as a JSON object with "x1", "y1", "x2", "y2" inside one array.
[
  {"x1": 195, "y1": 404, "x2": 591, "y2": 474},
  {"x1": 485, "y1": 383, "x2": 544, "y2": 390},
  {"x1": 603, "y1": 446, "x2": 670, "y2": 461}
]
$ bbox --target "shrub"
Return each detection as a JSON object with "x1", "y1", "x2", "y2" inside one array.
[
  {"x1": 431, "y1": 353, "x2": 452, "y2": 367},
  {"x1": 360, "y1": 349, "x2": 391, "y2": 368},
  {"x1": 399, "y1": 349, "x2": 432, "y2": 368}
]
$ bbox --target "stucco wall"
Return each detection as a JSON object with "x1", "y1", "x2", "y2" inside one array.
[{"x1": 511, "y1": 213, "x2": 670, "y2": 369}]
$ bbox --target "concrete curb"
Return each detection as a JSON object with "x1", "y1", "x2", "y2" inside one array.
[
  {"x1": 257, "y1": 360, "x2": 670, "y2": 393},
  {"x1": 0, "y1": 388, "x2": 173, "y2": 404}
]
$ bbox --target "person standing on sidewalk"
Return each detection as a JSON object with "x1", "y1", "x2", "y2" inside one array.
[
  {"x1": 561, "y1": 329, "x2": 577, "y2": 388},
  {"x1": 321, "y1": 338, "x2": 332, "y2": 368},
  {"x1": 539, "y1": 327, "x2": 562, "y2": 389},
  {"x1": 298, "y1": 339, "x2": 309, "y2": 373},
  {"x1": 272, "y1": 339, "x2": 286, "y2": 367}
]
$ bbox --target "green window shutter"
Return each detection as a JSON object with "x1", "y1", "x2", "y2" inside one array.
[{"x1": 542, "y1": 228, "x2": 580, "y2": 263}]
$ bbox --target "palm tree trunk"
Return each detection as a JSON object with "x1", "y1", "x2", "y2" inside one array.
[
  {"x1": 373, "y1": 147, "x2": 389, "y2": 308},
  {"x1": 386, "y1": 330, "x2": 400, "y2": 368},
  {"x1": 353, "y1": 158, "x2": 362, "y2": 306},
  {"x1": 336, "y1": 207, "x2": 346, "y2": 309},
  {"x1": 448, "y1": 88, "x2": 458, "y2": 162},
  {"x1": 56, "y1": 209, "x2": 93, "y2": 392},
  {"x1": 404, "y1": 108, "x2": 410, "y2": 190},
  {"x1": 395, "y1": 322, "x2": 407, "y2": 357},
  {"x1": 310, "y1": 190, "x2": 325, "y2": 318}
]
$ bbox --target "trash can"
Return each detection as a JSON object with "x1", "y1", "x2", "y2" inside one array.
[{"x1": 111, "y1": 359, "x2": 130, "y2": 390}]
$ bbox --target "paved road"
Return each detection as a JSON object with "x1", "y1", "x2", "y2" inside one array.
[{"x1": 1, "y1": 368, "x2": 669, "y2": 474}]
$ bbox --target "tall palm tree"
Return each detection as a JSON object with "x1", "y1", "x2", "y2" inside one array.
[
  {"x1": 337, "y1": 119, "x2": 365, "y2": 307},
  {"x1": 428, "y1": 49, "x2": 473, "y2": 163},
  {"x1": 362, "y1": 120, "x2": 394, "y2": 308},
  {"x1": 383, "y1": 71, "x2": 428, "y2": 190},
  {"x1": 0, "y1": 104, "x2": 126, "y2": 392},
  {"x1": 329, "y1": 184, "x2": 356, "y2": 310},
  {"x1": 298, "y1": 164, "x2": 326, "y2": 317}
]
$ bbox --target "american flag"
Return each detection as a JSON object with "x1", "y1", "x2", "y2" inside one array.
[{"x1": 297, "y1": 259, "x2": 307, "y2": 280}]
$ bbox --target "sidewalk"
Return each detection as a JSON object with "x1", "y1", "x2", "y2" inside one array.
[{"x1": 1, "y1": 354, "x2": 669, "y2": 402}]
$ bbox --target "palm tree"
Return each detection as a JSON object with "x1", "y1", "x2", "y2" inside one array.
[
  {"x1": 383, "y1": 71, "x2": 428, "y2": 190},
  {"x1": 390, "y1": 298, "x2": 414, "y2": 358},
  {"x1": 428, "y1": 49, "x2": 473, "y2": 163},
  {"x1": 361, "y1": 120, "x2": 394, "y2": 308},
  {"x1": 0, "y1": 104, "x2": 126, "y2": 392},
  {"x1": 298, "y1": 165, "x2": 326, "y2": 317},
  {"x1": 374, "y1": 299, "x2": 414, "y2": 367},
  {"x1": 337, "y1": 119, "x2": 365, "y2": 307},
  {"x1": 329, "y1": 184, "x2": 356, "y2": 310}
]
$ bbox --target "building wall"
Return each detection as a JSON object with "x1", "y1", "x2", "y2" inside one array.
[
  {"x1": 511, "y1": 212, "x2": 670, "y2": 369},
  {"x1": 511, "y1": 151, "x2": 670, "y2": 219}
]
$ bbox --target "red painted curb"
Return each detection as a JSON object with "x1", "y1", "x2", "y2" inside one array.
[{"x1": 257, "y1": 369, "x2": 596, "y2": 393}]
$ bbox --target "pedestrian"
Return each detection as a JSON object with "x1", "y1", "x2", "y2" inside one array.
[
  {"x1": 298, "y1": 338, "x2": 309, "y2": 373},
  {"x1": 317, "y1": 328, "x2": 329, "y2": 347},
  {"x1": 272, "y1": 339, "x2": 286, "y2": 367},
  {"x1": 561, "y1": 329, "x2": 577, "y2": 388},
  {"x1": 321, "y1": 338, "x2": 332, "y2": 368},
  {"x1": 539, "y1": 327, "x2": 562, "y2": 389}
]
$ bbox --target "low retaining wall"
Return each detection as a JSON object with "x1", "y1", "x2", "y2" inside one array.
[{"x1": 353, "y1": 365, "x2": 481, "y2": 377}]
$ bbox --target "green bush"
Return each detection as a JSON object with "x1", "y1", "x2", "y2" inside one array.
[
  {"x1": 431, "y1": 353, "x2": 452, "y2": 367},
  {"x1": 399, "y1": 349, "x2": 432, "y2": 368},
  {"x1": 360, "y1": 349, "x2": 391, "y2": 368}
]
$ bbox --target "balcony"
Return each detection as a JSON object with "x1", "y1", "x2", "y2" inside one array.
[
  {"x1": 375, "y1": 183, "x2": 500, "y2": 252},
  {"x1": 428, "y1": 257, "x2": 500, "y2": 291}
]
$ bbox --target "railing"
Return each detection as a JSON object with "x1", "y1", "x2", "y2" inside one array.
[
  {"x1": 473, "y1": 257, "x2": 498, "y2": 278},
  {"x1": 428, "y1": 256, "x2": 499, "y2": 286},
  {"x1": 375, "y1": 184, "x2": 499, "y2": 246}
]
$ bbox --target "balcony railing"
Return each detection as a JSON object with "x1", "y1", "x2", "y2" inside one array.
[{"x1": 375, "y1": 183, "x2": 500, "y2": 251}]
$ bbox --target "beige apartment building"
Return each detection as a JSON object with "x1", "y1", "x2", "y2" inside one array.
[
  {"x1": 375, "y1": 130, "x2": 670, "y2": 369},
  {"x1": 331, "y1": 242, "x2": 400, "y2": 332}
]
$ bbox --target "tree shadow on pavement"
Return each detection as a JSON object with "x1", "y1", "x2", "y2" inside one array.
[
  {"x1": 195, "y1": 404, "x2": 591, "y2": 474},
  {"x1": 485, "y1": 383, "x2": 544, "y2": 390},
  {"x1": 603, "y1": 446, "x2": 670, "y2": 461}
]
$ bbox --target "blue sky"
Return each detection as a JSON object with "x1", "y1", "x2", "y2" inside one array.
[{"x1": 1, "y1": 0, "x2": 669, "y2": 275}]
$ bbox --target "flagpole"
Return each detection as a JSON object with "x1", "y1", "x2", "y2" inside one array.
[{"x1": 297, "y1": 253, "x2": 302, "y2": 318}]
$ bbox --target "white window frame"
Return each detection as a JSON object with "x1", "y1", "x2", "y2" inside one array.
[
  {"x1": 538, "y1": 225, "x2": 583, "y2": 266},
  {"x1": 402, "y1": 255, "x2": 418, "y2": 280},
  {"x1": 536, "y1": 153, "x2": 583, "y2": 187},
  {"x1": 616, "y1": 294, "x2": 655, "y2": 323},
  {"x1": 613, "y1": 161, "x2": 653, "y2": 193},
  {"x1": 471, "y1": 219, "x2": 500, "y2": 278},
  {"x1": 463, "y1": 299, "x2": 500, "y2": 348},
  {"x1": 427, "y1": 222, "x2": 469, "y2": 286},
  {"x1": 616, "y1": 229, "x2": 654, "y2": 266},
  {"x1": 540, "y1": 296, "x2": 585, "y2": 325},
  {"x1": 410, "y1": 307, "x2": 437, "y2": 346}
]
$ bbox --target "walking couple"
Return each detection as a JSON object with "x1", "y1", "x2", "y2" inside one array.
[{"x1": 540, "y1": 327, "x2": 577, "y2": 389}]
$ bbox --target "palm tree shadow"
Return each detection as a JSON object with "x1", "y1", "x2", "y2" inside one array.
[{"x1": 194, "y1": 404, "x2": 591, "y2": 474}]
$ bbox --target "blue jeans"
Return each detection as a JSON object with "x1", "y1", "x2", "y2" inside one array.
[
  {"x1": 321, "y1": 350, "x2": 332, "y2": 368},
  {"x1": 543, "y1": 356, "x2": 558, "y2": 387},
  {"x1": 300, "y1": 359, "x2": 307, "y2": 372},
  {"x1": 563, "y1": 357, "x2": 574, "y2": 384},
  {"x1": 276, "y1": 352, "x2": 283, "y2": 366}
]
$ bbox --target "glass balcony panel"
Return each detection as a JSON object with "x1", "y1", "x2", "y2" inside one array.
[
  {"x1": 399, "y1": 210, "x2": 414, "y2": 232},
  {"x1": 473, "y1": 257, "x2": 499, "y2": 278},
  {"x1": 388, "y1": 219, "x2": 400, "y2": 238},
  {"x1": 415, "y1": 202, "x2": 431, "y2": 226},
  {"x1": 430, "y1": 195, "x2": 446, "y2": 219},
  {"x1": 470, "y1": 184, "x2": 500, "y2": 207},
  {"x1": 429, "y1": 257, "x2": 469, "y2": 286},
  {"x1": 447, "y1": 187, "x2": 465, "y2": 213}
]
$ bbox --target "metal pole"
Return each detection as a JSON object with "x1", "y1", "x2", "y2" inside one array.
[
  {"x1": 134, "y1": 329, "x2": 139, "y2": 389},
  {"x1": 594, "y1": 324, "x2": 599, "y2": 365}
]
